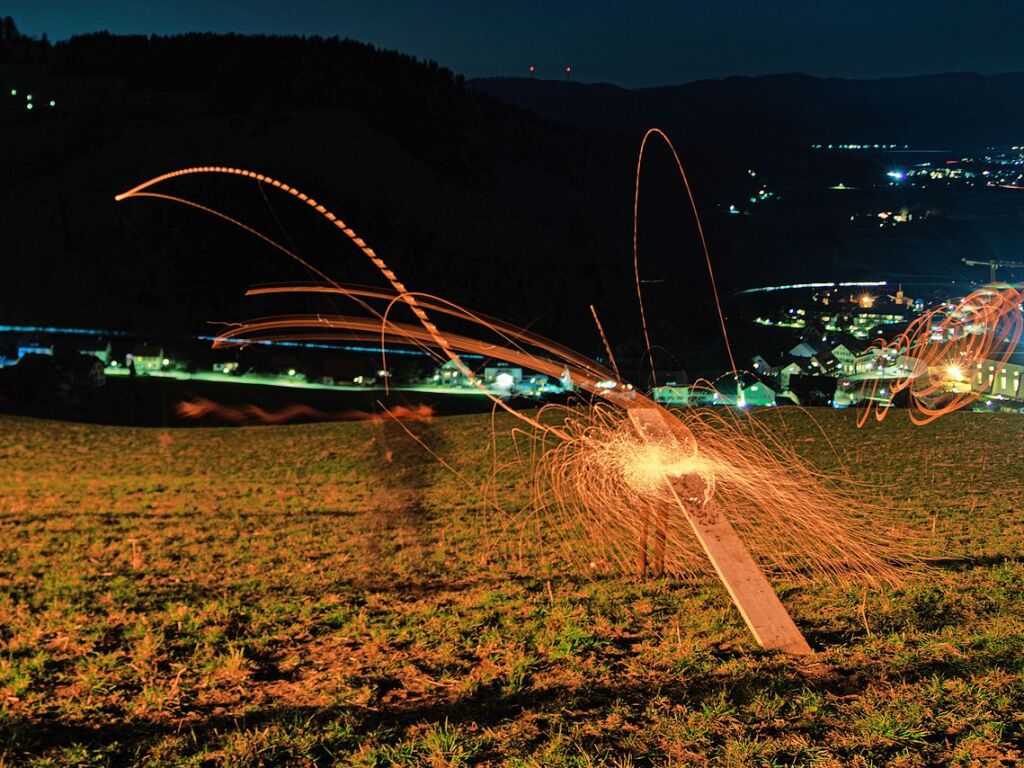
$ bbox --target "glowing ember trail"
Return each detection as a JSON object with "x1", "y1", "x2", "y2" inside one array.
[
  {"x1": 117, "y1": 141, "x2": 924, "y2": 654},
  {"x1": 176, "y1": 398, "x2": 433, "y2": 425}
]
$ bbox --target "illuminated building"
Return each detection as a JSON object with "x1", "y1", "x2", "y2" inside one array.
[
  {"x1": 975, "y1": 359, "x2": 1024, "y2": 400},
  {"x1": 973, "y1": 360, "x2": 997, "y2": 393},
  {"x1": 655, "y1": 375, "x2": 777, "y2": 408},
  {"x1": 484, "y1": 365, "x2": 523, "y2": 392},
  {"x1": 779, "y1": 360, "x2": 813, "y2": 391},
  {"x1": 651, "y1": 385, "x2": 692, "y2": 406},
  {"x1": 888, "y1": 285, "x2": 919, "y2": 309},
  {"x1": 748, "y1": 281, "x2": 916, "y2": 340},
  {"x1": 436, "y1": 358, "x2": 472, "y2": 387},
  {"x1": 828, "y1": 343, "x2": 855, "y2": 370},
  {"x1": 737, "y1": 380, "x2": 774, "y2": 409},
  {"x1": 131, "y1": 344, "x2": 166, "y2": 372},
  {"x1": 559, "y1": 365, "x2": 574, "y2": 392},
  {"x1": 651, "y1": 385, "x2": 719, "y2": 407},
  {"x1": 852, "y1": 348, "x2": 883, "y2": 374},
  {"x1": 788, "y1": 339, "x2": 828, "y2": 358},
  {"x1": 810, "y1": 349, "x2": 840, "y2": 374}
]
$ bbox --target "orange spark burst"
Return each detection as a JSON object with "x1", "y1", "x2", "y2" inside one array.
[
  {"x1": 116, "y1": 136, "x2": 926, "y2": 647},
  {"x1": 530, "y1": 402, "x2": 915, "y2": 586}
]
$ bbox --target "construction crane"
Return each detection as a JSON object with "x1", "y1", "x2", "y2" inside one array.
[{"x1": 961, "y1": 258, "x2": 1024, "y2": 283}]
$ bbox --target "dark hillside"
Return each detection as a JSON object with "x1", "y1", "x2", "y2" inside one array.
[{"x1": 0, "y1": 31, "x2": 631, "y2": 354}]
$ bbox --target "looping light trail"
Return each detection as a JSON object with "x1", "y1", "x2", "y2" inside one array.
[{"x1": 855, "y1": 285, "x2": 1023, "y2": 426}]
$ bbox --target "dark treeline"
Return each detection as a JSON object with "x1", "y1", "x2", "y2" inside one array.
[
  {"x1": 0, "y1": 15, "x2": 50, "y2": 63},
  {"x1": 5, "y1": 30, "x2": 596, "y2": 184}
]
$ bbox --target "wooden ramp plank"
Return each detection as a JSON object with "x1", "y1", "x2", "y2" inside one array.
[{"x1": 628, "y1": 407, "x2": 813, "y2": 655}]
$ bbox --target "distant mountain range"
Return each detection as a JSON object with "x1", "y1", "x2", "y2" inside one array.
[{"x1": 471, "y1": 72, "x2": 1024, "y2": 148}]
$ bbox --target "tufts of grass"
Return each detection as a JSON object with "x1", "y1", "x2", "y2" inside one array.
[{"x1": 0, "y1": 411, "x2": 1022, "y2": 765}]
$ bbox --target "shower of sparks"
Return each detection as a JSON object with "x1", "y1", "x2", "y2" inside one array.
[
  {"x1": 116, "y1": 136, "x2": 929, "y2": 590},
  {"x1": 533, "y1": 402, "x2": 915, "y2": 584}
]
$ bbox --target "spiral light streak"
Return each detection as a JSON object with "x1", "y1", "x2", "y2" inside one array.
[{"x1": 856, "y1": 285, "x2": 1024, "y2": 426}]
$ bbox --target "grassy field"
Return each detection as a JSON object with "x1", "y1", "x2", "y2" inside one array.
[{"x1": 0, "y1": 409, "x2": 1021, "y2": 766}]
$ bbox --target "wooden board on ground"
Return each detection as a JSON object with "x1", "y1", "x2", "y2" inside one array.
[{"x1": 628, "y1": 406, "x2": 813, "y2": 655}]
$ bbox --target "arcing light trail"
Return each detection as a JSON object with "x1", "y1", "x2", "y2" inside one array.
[
  {"x1": 117, "y1": 135, "x2": 925, "y2": 653},
  {"x1": 633, "y1": 129, "x2": 738, "y2": 385},
  {"x1": 116, "y1": 166, "x2": 559, "y2": 437}
]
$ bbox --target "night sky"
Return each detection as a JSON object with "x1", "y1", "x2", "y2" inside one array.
[{"x1": 7, "y1": 0, "x2": 1023, "y2": 88}]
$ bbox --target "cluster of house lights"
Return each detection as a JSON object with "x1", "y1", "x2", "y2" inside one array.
[{"x1": 7, "y1": 87, "x2": 55, "y2": 110}]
